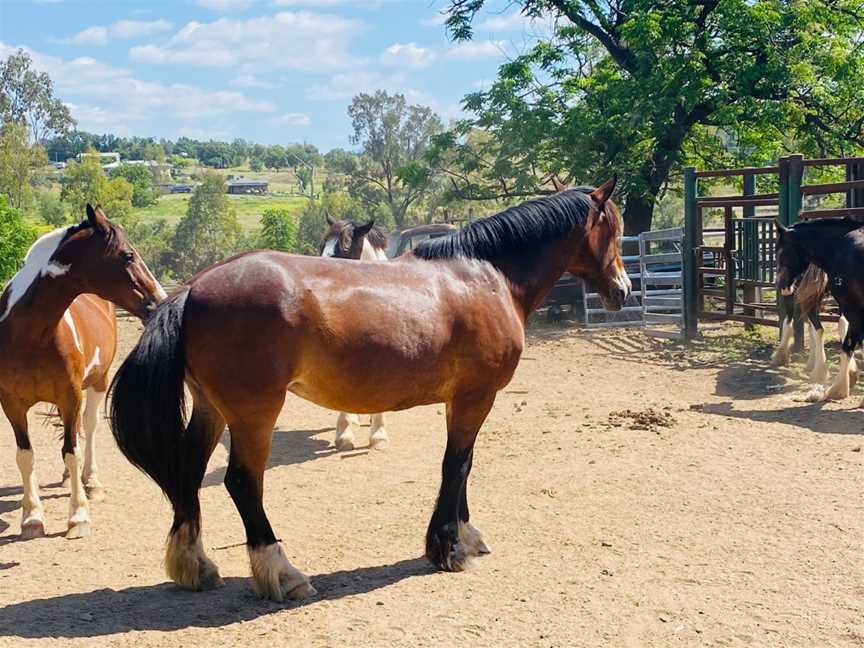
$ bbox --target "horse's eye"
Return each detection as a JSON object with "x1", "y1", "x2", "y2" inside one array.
[{"x1": 123, "y1": 251, "x2": 135, "y2": 265}]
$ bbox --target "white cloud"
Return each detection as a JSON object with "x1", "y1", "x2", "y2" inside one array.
[
  {"x1": 477, "y1": 12, "x2": 532, "y2": 31},
  {"x1": 130, "y1": 12, "x2": 364, "y2": 71},
  {"x1": 230, "y1": 74, "x2": 276, "y2": 88},
  {"x1": 421, "y1": 13, "x2": 447, "y2": 27},
  {"x1": 62, "y1": 20, "x2": 174, "y2": 46},
  {"x1": 197, "y1": 0, "x2": 256, "y2": 10},
  {"x1": 444, "y1": 40, "x2": 504, "y2": 60},
  {"x1": 276, "y1": 113, "x2": 311, "y2": 125},
  {"x1": 306, "y1": 71, "x2": 408, "y2": 101},
  {"x1": 272, "y1": 0, "x2": 395, "y2": 6},
  {"x1": 0, "y1": 42, "x2": 275, "y2": 134},
  {"x1": 380, "y1": 42, "x2": 434, "y2": 69}
]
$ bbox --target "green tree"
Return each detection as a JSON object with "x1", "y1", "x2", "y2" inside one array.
[
  {"x1": 0, "y1": 49, "x2": 75, "y2": 143},
  {"x1": 260, "y1": 207, "x2": 298, "y2": 252},
  {"x1": 440, "y1": 0, "x2": 864, "y2": 233},
  {"x1": 344, "y1": 91, "x2": 442, "y2": 228},
  {"x1": 168, "y1": 172, "x2": 243, "y2": 278},
  {"x1": 0, "y1": 195, "x2": 38, "y2": 283},
  {"x1": 35, "y1": 190, "x2": 67, "y2": 227},
  {"x1": 264, "y1": 145, "x2": 287, "y2": 171},
  {"x1": 112, "y1": 163, "x2": 159, "y2": 208},
  {"x1": 0, "y1": 122, "x2": 47, "y2": 211},
  {"x1": 60, "y1": 149, "x2": 133, "y2": 220}
]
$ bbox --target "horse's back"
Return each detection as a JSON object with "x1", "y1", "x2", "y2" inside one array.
[{"x1": 183, "y1": 250, "x2": 525, "y2": 412}]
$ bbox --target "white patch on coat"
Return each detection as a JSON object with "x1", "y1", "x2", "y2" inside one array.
[
  {"x1": 321, "y1": 238, "x2": 338, "y2": 258},
  {"x1": 63, "y1": 310, "x2": 83, "y2": 352},
  {"x1": 0, "y1": 226, "x2": 72, "y2": 322},
  {"x1": 83, "y1": 347, "x2": 101, "y2": 381}
]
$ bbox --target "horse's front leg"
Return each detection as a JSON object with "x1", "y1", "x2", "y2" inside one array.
[
  {"x1": 369, "y1": 413, "x2": 388, "y2": 450},
  {"x1": 426, "y1": 391, "x2": 496, "y2": 572},
  {"x1": 81, "y1": 387, "x2": 107, "y2": 501},
  {"x1": 334, "y1": 412, "x2": 359, "y2": 451},
  {"x1": 59, "y1": 393, "x2": 89, "y2": 539},
  {"x1": 771, "y1": 313, "x2": 795, "y2": 368},
  {"x1": 2, "y1": 397, "x2": 45, "y2": 538},
  {"x1": 807, "y1": 314, "x2": 828, "y2": 384}
]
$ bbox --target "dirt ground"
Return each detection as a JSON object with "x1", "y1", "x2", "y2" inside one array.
[{"x1": 0, "y1": 319, "x2": 861, "y2": 648}]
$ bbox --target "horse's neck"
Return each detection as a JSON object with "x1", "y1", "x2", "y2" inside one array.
[
  {"x1": 497, "y1": 239, "x2": 573, "y2": 320},
  {"x1": 804, "y1": 227, "x2": 858, "y2": 274},
  {"x1": 0, "y1": 273, "x2": 78, "y2": 345}
]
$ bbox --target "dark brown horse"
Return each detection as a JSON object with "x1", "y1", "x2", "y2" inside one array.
[
  {"x1": 319, "y1": 215, "x2": 390, "y2": 450},
  {"x1": 0, "y1": 205, "x2": 165, "y2": 539},
  {"x1": 110, "y1": 180, "x2": 631, "y2": 601}
]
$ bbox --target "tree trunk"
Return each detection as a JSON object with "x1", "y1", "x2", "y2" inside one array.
[{"x1": 622, "y1": 193, "x2": 654, "y2": 237}]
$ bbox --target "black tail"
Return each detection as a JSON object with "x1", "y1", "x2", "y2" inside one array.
[{"x1": 110, "y1": 289, "x2": 190, "y2": 522}]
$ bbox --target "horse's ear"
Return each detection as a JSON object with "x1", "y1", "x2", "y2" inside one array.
[
  {"x1": 551, "y1": 175, "x2": 568, "y2": 192},
  {"x1": 325, "y1": 211, "x2": 335, "y2": 226},
  {"x1": 775, "y1": 218, "x2": 790, "y2": 236},
  {"x1": 590, "y1": 176, "x2": 617, "y2": 208},
  {"x1": 86, "y1": 203, "x2": 109, "y2": 234},
  {"x1": 353, "y1": 220, "x2": 375, "y2": 238}
]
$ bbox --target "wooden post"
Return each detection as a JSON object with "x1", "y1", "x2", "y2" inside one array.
[{"x1": 683, "y1": 166, "x2": 698, "y2": 340}]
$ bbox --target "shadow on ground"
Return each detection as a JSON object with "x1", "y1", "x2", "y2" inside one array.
[
  {"x1": 202, "y1": 426, "x2": 337, "y2": 488},
  {"x1": 0, "y1": 557, "x2": 434, "y2": 639},
  {"x1": 703, "y1": 400, "x2": 864, "y2": 436}
]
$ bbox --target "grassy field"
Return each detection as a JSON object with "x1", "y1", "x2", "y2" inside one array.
[{"x1": 131, "y1": 193, "x2": 309, "y2": 232}]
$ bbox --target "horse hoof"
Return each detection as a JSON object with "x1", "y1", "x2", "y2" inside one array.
[
  {"x1": 199, "y1": 566, "x2": 225, "y2": 591},
  {"x1": 85, "y1": 485, "x2": 107, "y2": 502},
  {"x1": 66, "y1": 521, "x2": 90, "y2": 539},
  {"x1": 334, "y1": 435, "x2": 355, "y2": 451},
  {"x1": 21, "y1": 519, "x2": 45, "y2": 540},
  {"x1": 369, "y1": 436, "x2": 389, "y2": 451},
  {"x1": 460, "y1": 522, "x2": 491, "y2": 556},
  {"x1": 825, "y1": 385, "x2": 850, "y2": 401}
]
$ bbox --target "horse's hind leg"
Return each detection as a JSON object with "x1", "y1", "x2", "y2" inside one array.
[
  {"x1": 771, "y1": 305, "x2": 795, "y2": 367},
  {"x1": 2, "y1": 397, "x2": 45, "y2": 538},
  {"x1": 426, "y1": 391, "x2": 496, "y2": 572},
  {"x1": 335, "y1": 412, "x2": 359, "y2": 451},
  {"x1": 458, "y1": 450, "x2": 490, "y2": 556},
  {"x1": 81, "y1": 386, "x2": 107, "y2": 501},
  {"x1": 224, "y1": 405, "x2": 315, "y2": 601},
  {"x1": 165, "y1": 388, "x2": 225, "y2": 591},
  {"x1": 59, "y1": 393, "x2": 89, "y2": 539},
  {"x1": 369, "y1": 412, "x2": 388, "y2": 450},
  {"x1": 826, "y1": 329, "x2": 861, "y2": 400},
  {"x1": 807, "y1": 313, "x2": 828, "y2": 383}
]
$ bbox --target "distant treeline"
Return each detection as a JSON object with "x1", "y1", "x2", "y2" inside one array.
[{"x1": 45, "y1": 131, "x2": 331, "y2": 171}]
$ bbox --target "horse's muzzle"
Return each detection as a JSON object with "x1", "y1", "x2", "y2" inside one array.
[{"x1": 601, "y1": 270, "x2": 632, "y2": 311}]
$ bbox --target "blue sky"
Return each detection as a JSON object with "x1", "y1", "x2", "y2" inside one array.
[{"x1": 0, "y1": 0, "x2": 547, "y2": 151}]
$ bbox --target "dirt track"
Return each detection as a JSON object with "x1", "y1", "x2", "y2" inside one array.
[{"x1": 0, "y1": 320, "x2": 861, "y2": 647}]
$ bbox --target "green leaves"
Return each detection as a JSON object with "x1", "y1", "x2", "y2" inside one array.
[
  {"x1": 0, "y1": 195, "x2": 37, "y2": 284},
  {"x1": 260, "y1": 207, "x2": 298, "y2": 252}
]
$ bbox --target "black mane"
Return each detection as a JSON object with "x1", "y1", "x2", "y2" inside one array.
[
  {"x1": 413, "y1": 188, "x2": 596, "y2": 261},
  {"x1": 366, "y1": 224, "x2": 388, "y2": 250}
]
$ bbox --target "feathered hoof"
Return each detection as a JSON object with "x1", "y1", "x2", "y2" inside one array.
[
  {"x1": 460, "y1": 521, "x2": 491, "y2": 556},
  {"x1": 334, "y1": 433, "x2": 356, "y2": 452},
  {"x1": 369, "y1": 431, "x2": 389, "y2": 451},
  {"x1": 426, "y1": 524, "x2": 473, "y2": 572},
  {"x1": 21, "y1": 518, "x2": 45, "y2": 540},
  {"x1": 66, "y1": 521, "x2": 90, "y2": 540},
  {"x1": 808, "y1": 367, "x2": 829, "y2": 384},
  {"x1": 249, "y1": 544, "x2": 316, "y2": 602},
  {"x1": 825, "y1": 384, "x2": 850, "y2": 401},
  {"x1": 165, "y1": 525, "x2": 224, "y2": 591},
  {"x1": 85, "y1": 484, "x2": 107, "y2": 502},
  {"x1": 770, "y1": 351, "x2": 789, "y2": 368}
]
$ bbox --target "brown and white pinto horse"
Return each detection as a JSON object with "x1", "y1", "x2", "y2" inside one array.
[
  {"x1": 319, "y1": 215, "x2": 389, "y2": 450},
  {"x1": 0, "y1": 205, "x2": 165, "y2": 539},
  {"x1": 110, "y1": 179, "x2": 631, "y2": 601}
]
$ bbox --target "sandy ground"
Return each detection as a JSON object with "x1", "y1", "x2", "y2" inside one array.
[{"x1": 0, "y1": 319, "x2": 861, "y2": 648}]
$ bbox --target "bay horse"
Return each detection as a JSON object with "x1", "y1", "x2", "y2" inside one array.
[
  {"x1": 771, "y1": 264, "x2": 851, "y2": 384},
  {"x1": 0, "y1": 205, "x2": 165, "y2": 539},
  {"x1": 319, "y1": 215, "x2": 389, "y2": 450},
  {"x1": 776, "y1": 218, "x2": 864, "y2": 400},
  {"x1": 110, "y1": 179, "x2": 631, "y2": 601}
]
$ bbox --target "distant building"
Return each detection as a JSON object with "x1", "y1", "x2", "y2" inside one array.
[
  {"x1": 226, "y1": 177, "x2": 268, "y2": 195},
  {"x1": 159, "y1": 183, "x2": 194, "y2": 194}
]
